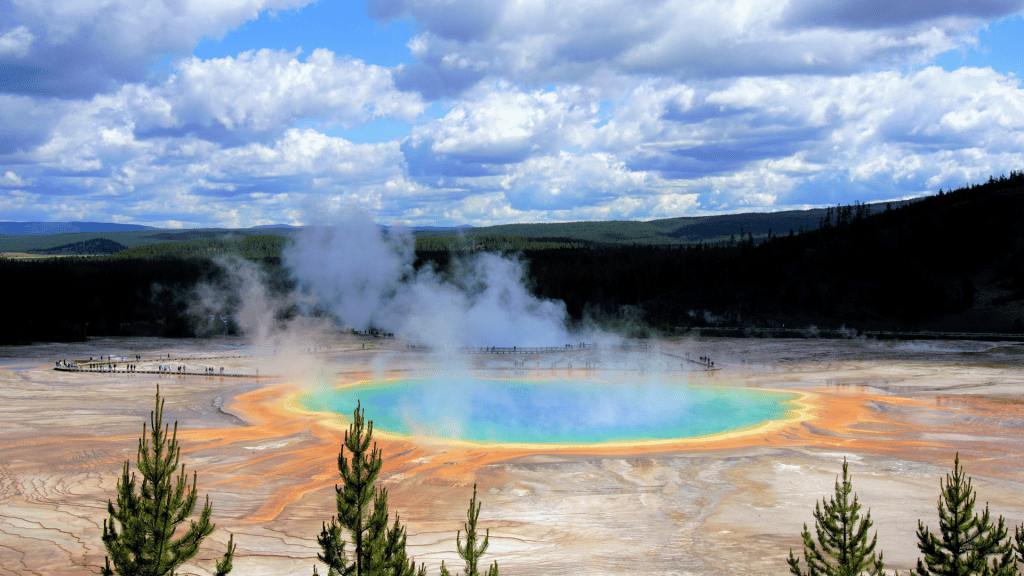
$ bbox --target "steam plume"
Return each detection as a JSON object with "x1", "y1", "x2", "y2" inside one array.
[{"x1": 283, "y1": 209, "x2": 572, "y2": 348}]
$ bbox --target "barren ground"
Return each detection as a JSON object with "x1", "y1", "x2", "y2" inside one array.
[{"x1": 2, "y1": 336, "x2": 1023, "y2": 575}]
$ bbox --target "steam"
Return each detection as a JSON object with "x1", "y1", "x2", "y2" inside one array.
[
  {"x1": 190, "y1": 256, "x2": 323, "y2": 345},
  {"x1": 184, "y1": 209, "x2": 707, "y2": 445},
  {"x1": 189, "y1": 256, "x2": 336, "y2": 379},
  {"x1": 283, "y1": 209, "x2": 572, "y2": 348}
]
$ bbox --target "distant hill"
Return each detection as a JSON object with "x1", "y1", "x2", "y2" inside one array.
[
  {"x1": 503, "y1": 174, "x2": 1024, "y2": 335},
  {"x1": 409, "y1": 224, "x2": 473, "y2": 232},
  {"x1": 113, "y1": 235, "x2": 287, "y2": 260},
  {"x1": 0, "y1": 227, "x2": 295, "y2": 253},
  {"x1": 4, "y1": 176, "x2": 1024, "y2": 344},
  {"x1": 144, "y1": 230, "x2": 238, "y2": 241},
  {"x1": 0, "y1": 222, "x2": 154, "y2": 235},
  {"x1": 29, "y1": 237, "x2": 128, "y2": 256},
  {"x1": 414, "y1": 200, "x2": 915, "y2": 245},
  {"x1": 1, "y1": 202, "x2": 922, "y2": 254}
]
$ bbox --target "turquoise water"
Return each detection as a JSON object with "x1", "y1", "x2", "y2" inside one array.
[{"x1": 300, "y1": 376, "x2": 800, "y2": 445}]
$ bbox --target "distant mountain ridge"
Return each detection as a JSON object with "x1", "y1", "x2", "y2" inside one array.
[
  {"x1": 0, "y1": 222, "x2": 155, "y2": 235},
  {"x1": 29, "y1": 238, "x2": 128, "y2": 255},
  {"x1": 415, "y1": 200, "x2": 917, "y2": 245},
  {"x1": 2, "y1": 201, "x2": 918, "y2": 251},
  {"x1": 4, "y1": 175, "x2": 1024, "y2": 344}
]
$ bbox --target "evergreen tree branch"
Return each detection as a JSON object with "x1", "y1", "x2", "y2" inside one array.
[
  {"x1": 101, "y1": 386, "x2": 234, "y2": 576},
  {"x1": 788, "y1": 458, "x2": 884, "y2": 576}
]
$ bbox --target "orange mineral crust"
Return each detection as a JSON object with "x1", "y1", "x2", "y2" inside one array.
[{"x1": 2, "y1": 336, "x2": 1023, "y2": 576}]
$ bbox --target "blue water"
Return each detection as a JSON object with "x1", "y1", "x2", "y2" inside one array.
[{"x1": 300, "y1": 376, "x2": 800, "y2": 445}]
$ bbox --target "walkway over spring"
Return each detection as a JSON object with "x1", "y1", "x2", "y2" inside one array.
[
  {"x1": 459, "y1": 343, "x2": 601, "y2": 354},
  {"x1": 54, "y1": 354, "x2": 262, "y2": 378}
]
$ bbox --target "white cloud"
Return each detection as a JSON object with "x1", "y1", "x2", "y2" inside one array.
[
  {"x1": 394, "y1": 65, "x2": 1024, "y2": 220},
  {"x1": 592, "y1": 79, "x2": 699, "y2": 151},
  {"x1": 0, "y1": 189, "x2": 41, "y2": 217},
  {"x1": 0, "y1": 25, "x2": 33, "y2": 57},
  {"x1": 0, "y1": 94, "x2": 68, "y2": 154},
  {"x1": 213, "y1": 128, "x2": 407, "y2": 182},
  {"x1": 498, "y1": 151, "x2": 650, "y2": 211},
  {"x1": 0, "y1": 170, "x2": 29, "y2": 187},
  {"x1": 0, "y1": 0, "x2": 316, "y2": 96},
  {"x1": 377, "y1": 0, "x2": 1021, "y2": 96},
  {"x1": 5, "y1": 47, "x2": 1024, "y2": 227},
  {"x1": 1, "y1": 78, "x2": 424, "y2": 226},
  {"x1": 168, "y1": 49, "x2": 424, "y2": 133},
  {"x1": 1, "y1": 48, "x2": 422, "y2": 172},
  {"x1": 407, "y1": 85, "x2": 595, "y2": 165}
]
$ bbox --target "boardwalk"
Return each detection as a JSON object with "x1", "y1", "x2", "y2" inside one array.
[
  {"x1": 54, "y1": 354, "x2": 264, "y2": 378},
  {"x1": 459, "y1": 343, "x2": 598, "y2": 354}
]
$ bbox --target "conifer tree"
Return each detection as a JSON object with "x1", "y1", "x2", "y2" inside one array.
[
  {"x1": 314, "y1": 401, "x2": 420, "y2": 576},
  {"x1": 1014, "y1": 525, "x2": 1024, "y2": 566},
  {"x1": 914, "y1": 454, "x2": 1015, "y2": 576},
  {"x1": 101, "y1": 386, "x2": 236, "y2": 576},
  {"x1": 380, "y1": 499, "x2": 424, "y2": 576},
  {"x1": 439, "y1": 484, "x2": 498, "y2": 576},
  {"x1": 788, "y1": 458, "x2": 885, "y2": 576}
]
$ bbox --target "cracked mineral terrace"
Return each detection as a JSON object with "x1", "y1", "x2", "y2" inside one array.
[{"x1": 1, "y1": 335, "x2": 1023, "y2": 575}]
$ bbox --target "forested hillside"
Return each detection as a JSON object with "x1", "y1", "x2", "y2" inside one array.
[
  {"x1": 427, "y1": 174, "x2": 1024, "y2": 335},
  {"x1": 2, "y1": 174, "x2": 1022, "y2": 344}
]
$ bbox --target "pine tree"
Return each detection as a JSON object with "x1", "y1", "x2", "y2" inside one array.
[
  {"x1": 101, "y1": 386, "x2": 235, "y2": 576},
  {"x1": 914, "y1": 454, "x2": 1015, "y2": 576},
  {"x1": 381, "y1": 501, "x2": 424, "y2": 576},
  {"x1": 1014, "y1": 525, "x2": 1024, "y2": 566},
  {"x1": 314, "y1": 400, "x2": 420, "y2": 576},
  {"x1": 788, "y1": 458, "x2": 885, "y2": 576},
  {"x1": 439, "y1": 484, "x2": 498, "y2": 576}
]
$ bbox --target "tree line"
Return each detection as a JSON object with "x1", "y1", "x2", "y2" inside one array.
[
  {"x1": 4, "y1": 172, "x2": 1024, "y2": 344},
  {"x1": 0, "y1": 256, "x2": 295, "y2": 344},
  {"x1": 479, "y1": 171, "x2": 1024, "y2": 334}
]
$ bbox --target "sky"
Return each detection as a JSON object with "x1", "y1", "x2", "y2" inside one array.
[{"x1": 2, "y1": 1, "x2": 1024, "y2": 228}]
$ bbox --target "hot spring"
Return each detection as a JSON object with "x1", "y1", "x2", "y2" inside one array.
[{"x1": 300, "y1": 374, "x2": 802, "y2": 445}]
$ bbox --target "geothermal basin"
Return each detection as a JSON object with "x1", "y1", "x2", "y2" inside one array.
[
  {"x1": 2, "y1": 335, "x2": 1024, "y2": 576},
  {"x1": 300, "y1": 375, "x2": 804, "y2": 445}
]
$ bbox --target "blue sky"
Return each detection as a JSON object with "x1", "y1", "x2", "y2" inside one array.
[{"x1": 2, "y1": 0, "x2": 1024, "y2": 228}]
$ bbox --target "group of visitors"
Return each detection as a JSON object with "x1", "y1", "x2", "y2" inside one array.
[
  {"x1": 157, "y1": 365, "x2": 223, "y2": 374},
  {"x1": 54, "y1": 352, "x2": 245, "y2": 377}
]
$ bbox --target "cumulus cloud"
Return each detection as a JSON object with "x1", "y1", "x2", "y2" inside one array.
[
  {"x1": 0, "y1": 25, "x2": 33, "y2": 57},
  {"x1": 497, "y1": 151, "x2": 651, "y2": 211},
  {"x1": 592, "y1": 67, "x2": 1024, "y2": 204},
  {"x1": 372, "y1": 0, "x2": 1023, "y2": 97},
  {"x1": 1, "y1": 77, "x2": 419, "y2": 226},
  {"x1": 223, "y1": 129, "x2": 406, "y2": 178},
  {"x1": 0, "y1": 94, "x2": 67, "y2": 154},
  {"x1": 403, "y1": 85, "x2": 597, "y2": 180},
  {"x1": 0, "y1": 170, "x2": 29, "y2": 187},
  {"x1": 0, "y1": 0, "x2": 316, "y2": 97},
  {"x1": 390, "y1": 64, "x2": 1024, "y2": 220},
  {"x1": 0, "y1": 48, "x2": 421, "y2": 174},
  {"x1": 4, "y1": 0, "x2": 1024, "y2": 229},
  {"x1": 77, "y1": 49, "x2": 425, "y2": 144},
  {"x1": 4, "y1": 23, "x2": 1024, "y2": 228},
  {"x1": 161, "y1": 49, "x2": 424, "y2": 136}
]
